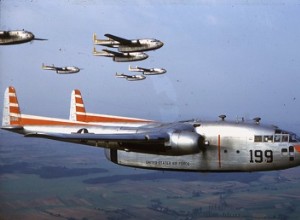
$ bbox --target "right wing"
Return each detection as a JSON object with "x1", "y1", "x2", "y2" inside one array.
[
  {"x1": 104, "y1": 34, "x2": 135, "y2": 45},
  {"x1": 102, "y1": 49, "x2": 124, "y2": 57},
  {"x1": 25, "y1": 131, "x2": 168, "y2": 144}
]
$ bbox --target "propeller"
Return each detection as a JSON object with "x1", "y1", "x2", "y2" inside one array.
[{"x1": 33, "y1": 37, "x2": 48, "y2": 41}]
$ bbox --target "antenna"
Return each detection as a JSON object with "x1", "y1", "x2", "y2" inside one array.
[
  {"x1": 219, "y1": 115, "x2": 226, "y2": 121},
  {"x1": 253, "y1": 117, "x2": 261, "y2": 124}
]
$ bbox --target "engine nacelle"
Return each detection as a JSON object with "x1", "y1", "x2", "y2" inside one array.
[{"x1": 167, "y1": 131, "x2": 203, "y2": 155}]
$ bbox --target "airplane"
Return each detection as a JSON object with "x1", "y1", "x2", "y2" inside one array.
[
  {"x1": 2, "y1": 86, "x2": 300, "y2": 172},
  {"x1": 0, "y1": 30, "x2": 47, "y2": 45},
  {"x1": 115, "y1": 73, "x2": 146, "y2": 81},
  {"x1": 129, "y1": 65, "x2": 167, "y2": 75},
  {"x1": 42, "y1": 64, "x2": 80, "y2": 74},
  {"x1": 93, "y1": 47, "x2": 148, "y2": 62},
  {"x1": 93, "y1": 33, "x2": 164, "y2": 52}
]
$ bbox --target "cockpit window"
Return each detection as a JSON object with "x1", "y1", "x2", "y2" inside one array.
[
  {"x1": 290, "y1": 134, "x2": 300, "y2": 142},
  {"x1": 254, "y1": 132, "x2": 300, "y2": 143},
  {"x1": 263, "y1": 135, "x2": 273, "y2": 142}
]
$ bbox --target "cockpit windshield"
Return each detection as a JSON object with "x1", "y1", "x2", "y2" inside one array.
[
  {"x1": 254, "y1": 129, "x2": 300, "y2": 143},
  {"x1": 290, "y1": 133, "x2": 300, "y2": 142}
]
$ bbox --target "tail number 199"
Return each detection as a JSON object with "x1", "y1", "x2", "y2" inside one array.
[{"x1": 250, "y1": 150, "x2": 273, "y2": 163}]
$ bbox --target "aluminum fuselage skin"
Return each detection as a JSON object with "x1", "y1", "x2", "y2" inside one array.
[
  {"x1": 0, "y1": 30, "x2": 34, "y2": 45},
  {"x1": 42, "y1": 65, "x2": 80, "y2": 74},
  {"x1": 9, "y1": 119, "x2": 300, "y2": 172},
  {"x1": 116, "y1": 74, "x2": 146, "y2": 81},
  {"x1": 94, "y1": 38, "x2": 163, "y2": 53},
  {"x1": 129, "y1": 66, "x2": 167, "y2": 75},
  {"x1": 93, "y1": 49, "x2": 148, "y2": 62}
]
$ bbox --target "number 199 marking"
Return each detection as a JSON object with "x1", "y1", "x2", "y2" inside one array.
[{"x1": 250, "y1": 150, "x2": 273, "y2": 163}]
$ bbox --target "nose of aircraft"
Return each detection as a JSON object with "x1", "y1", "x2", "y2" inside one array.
[{"x1": 158, "y1": 41, "x2": 164, "y2": 48}]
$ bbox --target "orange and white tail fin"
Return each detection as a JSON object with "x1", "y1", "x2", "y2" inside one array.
[
  {"x1": 69, "y1": 89, "x2": 153, "y2": 124},
  {"x1": 2, "y1": 86, "x2": 22, "y2": 126},
  {"x1": 69, "y1": 89, "x2": 86, "y2": 122}
]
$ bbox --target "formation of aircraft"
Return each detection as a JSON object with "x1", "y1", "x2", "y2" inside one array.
[
  {"x1": 93, "y1": 33, "x2": 164, "y2": 52},
  {"x1": 0, "y1": 30, "x2": 47, "y2": 45},
  {"x1": 129, "y1": 65, "x2": 167, "y2": 75},
  {"x1": 115, "y1": 73, "x2": 146, "y2": 81},
  {"x1": 93, "y1": 47, "x2": 148, "y2": 62},
  {"x1": 2, "y1": 86, "x2": 300, "y2": 172},
  {"x1": 115, "y1": 65, "x2": 167, "y2": 81},
  {"x1": 42, "y1": 64, "x2": 80, "y2": 74}
]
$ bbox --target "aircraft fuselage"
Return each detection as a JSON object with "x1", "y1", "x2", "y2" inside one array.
[
  {"x1": 113, "y1": 53, "x2": 148, "y2": 62},
  {"x1": 104, "y1": 121, "x2": 300, "y2": 172},
  {"x1": 95, "y1": 38, "x2": 163, "y2": 52},
  {"x1": 0, "y1": 30, "x2": 34, "y2": 45},
  {"x1": 9, "y1": 119, "x2": 300, "y2": 172}
]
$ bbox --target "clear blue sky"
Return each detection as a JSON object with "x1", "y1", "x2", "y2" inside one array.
[{"x1": 1, "y1": 0, "x2": 300, "y2": 132}]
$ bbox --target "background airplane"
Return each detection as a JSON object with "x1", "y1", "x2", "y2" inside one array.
[
  {"x1": 0, "y1": 30, "x2": 47, "y2": 45},
  {"x1": 42, "y1": 64, "x2": 80, "y2": 74},
  {"x1": 129, "y1": 65, "x2": 167, "y2": 75},
  {"x1": 93, "y1": 47, "x2": 148, "y2": 62},
  {"x1": 2, "y1": 86, "x2": 300, "y2": 172},
  {"x1": 93, "y1": 33, "x2": 164, "y2": 52},
  {"x1": 115, "y1": 73, "x2": 146, "y2": 81}
]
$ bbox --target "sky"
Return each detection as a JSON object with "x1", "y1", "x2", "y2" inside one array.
[{"x1": 1, "y1": 0, "x2": 300, "y2": 133}]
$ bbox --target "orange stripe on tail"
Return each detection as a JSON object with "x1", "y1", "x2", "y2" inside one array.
[
  {"x1": 70, "y1": 89, "x2": 86, "y2": 122},
  {"x1": 69, "y1": 89, "x2": 153, "y2": 124},
  {"x1": 2, "y1": 86, "x2": 22, "y2": 126}
]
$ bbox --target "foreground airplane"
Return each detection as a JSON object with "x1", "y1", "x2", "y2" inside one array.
[
  {"x1": 2, "y1": 86, "x2": 300, "y2": 172},
  {"x1": 0, "y1": 30, "x2": 47, "y2": 45},
  {"x1": 42, "y1": 64, "x2": 80, "y2": 74},
  {"x1": 129, "y1": 65, "x2": 167, "y2": 75},
  {"x1": 115, "y1": 73, "x2": 146, "y2": 81},
  {"x1": 93, "y1": 33, "x2": 164, "y2": 52},
  {"x1": 93, "y1": 47, "x2": 148, "y2": 62}
]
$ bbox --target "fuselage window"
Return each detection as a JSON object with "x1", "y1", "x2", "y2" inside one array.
[
  {"x1": 253, "y1": 134, "x2": 296, "y2": 143},
  {"x1": 290, "y1": 134, "x2": 300, "y2": 142},
  {"x1": 282, "y1": 135, "x2": 289, "y2": 142},
  {"x1": 274, "y1": 135, "x2": 281, "y2": 142},
  {"x1": 254, "y1": 136, "x2": 262, "y2": 142},
  {"x1": 264, "y1": 135, "x2": 273, "y2": 142}
]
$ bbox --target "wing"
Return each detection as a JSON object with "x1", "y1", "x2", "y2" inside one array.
[
  {"x1": 25, "y1": 132, "x2": 168, "y2": 143},
  {"x1": 104, "y1": 34, "x2": 135, "y2": 45},
  {"x1": 102, "y1": 49, "x2": 124, "y2": 57},
  {"x1": 137, "y1": 67, "x2": 149, "y2": 71},
  {"x1": 26, "y1": 131, "x2": 170, "y2": 154}
]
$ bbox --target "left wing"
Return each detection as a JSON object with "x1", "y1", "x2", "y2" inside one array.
[
  {"x1": 105, "y1": 34, "x2": 138, "y2": 45},
  {"x1": 25, "y1": 132, "x2": 168, "y2": 143},
  {"x1": 102, "y1": 49, "x2": 125, "y2": 57}
]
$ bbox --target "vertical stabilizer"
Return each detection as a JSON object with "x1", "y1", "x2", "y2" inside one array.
[
  {"x1": 93, "y1": 33, "x2": 97, "y2": 43},
  {"x1": 70, "y1": 89, "x2": 86, "y2": 122},
  {"x1": 2, "y1": 86, "x2": 22, "y2": 126}
]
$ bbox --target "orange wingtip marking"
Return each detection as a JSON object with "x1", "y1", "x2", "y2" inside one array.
[
  {"x1": 75, "y1": 97, "x2": 84, "y2": 104},
  {"x1": 20, "y1": 118, "x2": 85, "y2": 126},
  {"x1": 9, "y1": 87, "x2": 16, "y2": 93},
  {"x1": 76, "y1": 106, "x2": 85, "y2": 112},
  {"x1": 74, "y1": 90, "x2": 81, "y2": 95},
  {"x1": 85, "y1": 115, "x2": 149, "y2": 123},
  {"x1": 76, "y1": 115, "x2": 86, "y2": 121},
  {"x1": 11, "y1": 121, "x2": 22, "y2": 125},
  {"x1": 9, "y1": 106, "x2": 21, "y2": 114},
  {"x1": 9, "y1": 96, "x2": 18, "y2": 104},
  {"x1": 295, "y1": 145, "x2": 300, "y2": 153}
]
